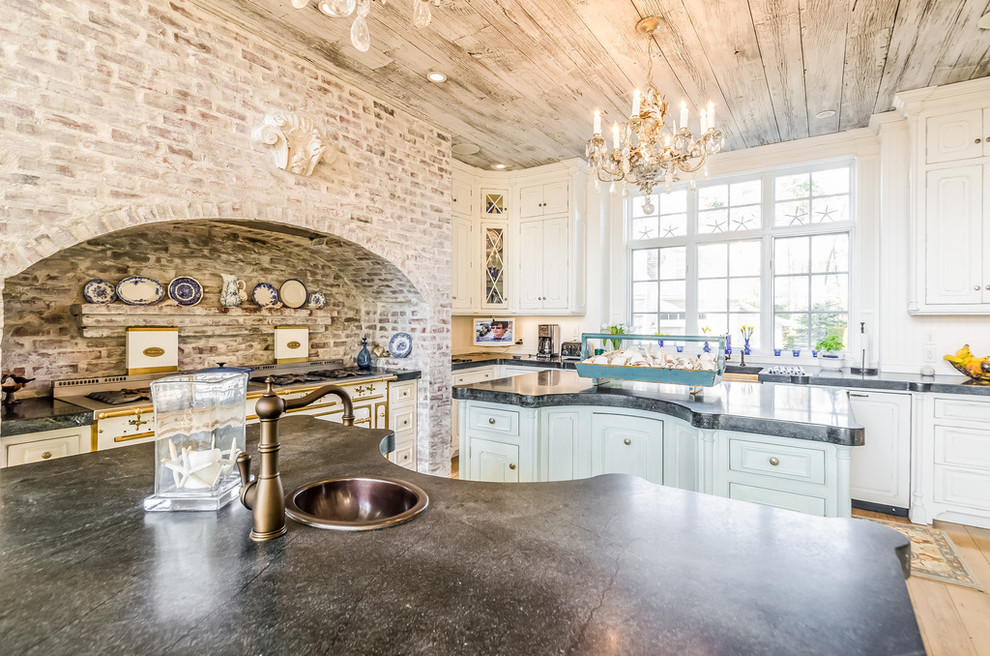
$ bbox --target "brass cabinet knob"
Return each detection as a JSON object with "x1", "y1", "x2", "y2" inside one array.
[
  {"x1": 976, "y1": 138, "x2": 983, "y2": 144},
  {"x1": 509, "y1": 463, "x2": 516, "y2": 470},
  {"x1": 41, "y1": 451, "x2": 52, "y2": 460},
  {"x1": 985, "y1": 285, "x2": 990, "y2": 291},
  {"x1": 769, "y1": 457, "x2": 780, "y2": 466},
  {"x1": 488, "y1": 417, "x2": 495, "y2": 424},
  {"x1": 975, "y1": 285, "x2": 982, "y2": 291},
  {"x1": 623, "y1": 438, "x2": 632, "y2": 445}
]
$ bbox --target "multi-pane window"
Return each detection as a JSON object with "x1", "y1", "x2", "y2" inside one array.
[{"x1": 628, "y1": 162, "x2": 853, "y2": 353}]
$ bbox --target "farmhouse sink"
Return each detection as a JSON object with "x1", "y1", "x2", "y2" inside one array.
[{"x1": 284, "y1": 477, "x2": 428, "y2": 531}]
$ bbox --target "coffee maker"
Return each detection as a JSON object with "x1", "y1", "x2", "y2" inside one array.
[{"x1": 536, "y1": 324, "x2": 560, "y2": 360}]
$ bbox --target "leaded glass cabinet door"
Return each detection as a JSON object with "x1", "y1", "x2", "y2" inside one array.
[{"x1": 481, "y1": 221, "x2": 507, "y2": 309}]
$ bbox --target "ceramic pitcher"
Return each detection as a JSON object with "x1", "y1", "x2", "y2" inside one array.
[{"x1": 220, "y1": 274, "x2": 246, "y2": 307}]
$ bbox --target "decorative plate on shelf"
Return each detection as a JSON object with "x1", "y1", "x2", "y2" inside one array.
[
  {"x1": 116, "y1": 277, "x2": 165, "y2": 305},
  {"x1": 167, "y1": 277, "x2": 203, "y2": 306},
  {"x1": 389, "y1": 332, "x2": 412, "y2": 358},
  {"x1": 279, "y1": 279, "x2": 308, "y2": 309},
  {"x1": 83, "y1": 279, "x2": 116, "y2": 304},
  {"x1": 252, "y1": 282, "x2": 280, "y2": 308},
  {"x1": 307, "y1": 291, "x2": 327, "y2": 309}
]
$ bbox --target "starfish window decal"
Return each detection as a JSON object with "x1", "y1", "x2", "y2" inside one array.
[
  {"x1": 787, "y1": 207, "x2": 807, "y2": 225},
  {"x1": 708, "y1": 218, "x2": 726, "y2": 233},
  {"x1": 733, "y1": 216, "x2": 751, "y2": 230},
  {"x1": 638, "y1": 226, "x2": 655, "y2": 239},
  {"x1": 662, "y1": 224, "x2": 677, "y2": 238},
  {"x1": 816, "y1": 205, "x2": 836, "y2": 222}
]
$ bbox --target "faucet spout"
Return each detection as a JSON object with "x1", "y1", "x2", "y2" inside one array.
[{"x1": 238, "y1": 378, "x2": 358, "y2": 542}]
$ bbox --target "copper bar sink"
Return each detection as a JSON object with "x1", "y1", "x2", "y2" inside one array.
[{"x1": 284, "y1": 477, "x2": 428, "y2": 531}]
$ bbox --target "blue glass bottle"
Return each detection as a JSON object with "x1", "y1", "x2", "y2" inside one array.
[{"x1": 357, "y1": 337, "x2": 371, "y2": 370}]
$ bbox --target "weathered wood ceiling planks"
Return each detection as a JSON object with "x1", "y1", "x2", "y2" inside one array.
[{"x1": 191, "y1": 0, "x2": 990, "y2": 169}]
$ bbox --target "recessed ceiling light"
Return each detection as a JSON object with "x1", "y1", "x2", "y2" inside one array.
[
  {"x1": 493, "y1": 164, "x2": 507, "y2": 169},
  {"x1": 427, "y1": 72, "x2": 447, "y2": 83},
  {"x1": 451, "y1": 143, "x2": 480, "y2": 156},
  {"x1": 815, "y1": 109, "x2": 836, "y2": 119}
]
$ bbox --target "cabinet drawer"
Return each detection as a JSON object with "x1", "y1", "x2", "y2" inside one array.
[
  {"x1": 728, "y1": 482, "x2": 827, "y2": 516},
  {"x1": 934, "y1": 465, "x2": 990, "y2": 511},
  {"x1": 934, "y1": 397, "x2": 990, "y2": 423},
  {"x1": 389, "y1": 444, "x2": 416, "y2": 470},
  {"x1": 6, "y1": 434, "x2": 82, "y2": 467},
  {"x1": 934, "y1": 425, "x2": 990, "y2": 469},
  {"x1": 389, "y1": 381, "x2": 416, "y2": 404},
  {"x1": 467, "y1": 405, "x2": 519, "y2": 436},
  {"x1": 453, "y1": 368, "x2": 495, "y2": 386},
  {"x1": 729, "y1": 438, "x2": 825, "y2": 484},
  {"x1": 391, "y1": 408, "x2": 416, "y2": 433}
]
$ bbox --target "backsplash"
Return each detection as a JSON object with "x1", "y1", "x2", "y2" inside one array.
[{"x1": 2, "y1": 220, "x2": 419, "y2": 396}]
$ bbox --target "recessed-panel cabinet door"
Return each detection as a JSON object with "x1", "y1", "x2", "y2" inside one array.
[
  {"x1": 469, "y1": 437, "x2": 520, "y2": 482},
  {"x1": 452, "y1": 216, "x2": 473, "y2": 311},
  {"x1": 925, "y1": 166, "x2": 983, "y2": 305},
  {"x1": 545, "y1": 410, "x2": 586, "y2": 481},
  {"x1": 517, "y1": 220, "x2": 545, "y2": 309},
  {"x1": 591, "y1": 413, "x2": 662, "y2": 484},
  {"x1": 519, "y1": 185, "x2": 545, "y2": 218},
  {"x1": 541, "y1": 217, "x2": 569, "y2": 309},
  {"x1": 848, "y1": 391, "x2": 911, "y2": 509},
  {"x1": 926, "y1": 110, "x2": 983, "y2": 164},
  {"x1": 542, "y1": 181, "x2": 569, "y2": 215},
  {"x1": 452, "y1": 177, "x2": 473, "y2": 216}
]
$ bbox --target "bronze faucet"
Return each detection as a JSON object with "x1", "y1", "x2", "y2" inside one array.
[{"x1": 236, "y1": 377, "x2": 356, "y2": 542}]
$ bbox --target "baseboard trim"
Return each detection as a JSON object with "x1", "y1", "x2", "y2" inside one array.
[{"x1": 853, "y1": 499, "x2": 909, "y2": 517}]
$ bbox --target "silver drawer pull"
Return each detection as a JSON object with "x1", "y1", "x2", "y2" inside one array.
[
  {"x1": 509, "y1": 463, "x2": 516, "y2": 470},
  {"x1": 769, "y1": 457, "x2": 780, "y2": 466},
  {"x1": 849, "y1": 393, "x2": 869, "y2": 398},
  {"x1": 488, "y1": 417, "x2": 496, "y2": 424},
  {"x1": 623, "y1": 438, "x2": 632, "y2": 445}
]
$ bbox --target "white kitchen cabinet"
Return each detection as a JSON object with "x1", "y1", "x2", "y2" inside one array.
[
  {"x1": 591, "y1": 412, "x2": 663, "y2": 484},
  {"x1": 459, "y1": 400, "x2": 536, "y2": 482},
  {"x1": 452, "y1": 175, "x2": 473, "y2": 217},
  {"x1": 923, "y1": 165, "x2": 987, "y2": 305},
  {"x1": 894, "y1": 80, "x2": 990, "y2": 314},
  {"x1": 480, "y1": 221, "x2": 508, "y2": 310},
  {"x1": 517, "y1": 216, "x2": 569, "y2": 311},
  {"x1": 928, "y1": 396, "x2": 990, "y2": 522},
  {"x1": 452, "y1": 215, "x2": 474, "y2": 312},
  {"x1": 451, "y1": 366, "x2": 498, "y2": 457},
  {"x1": 469, "y1": 437, "x2": 521, "y2": 482},
  {"x1": 2, "y1": 425, "x2": 89, "y2": 468},
  {"x1": 847, "y1": 390, "x2": 912, "y2": 512},
  {"x1": 387, "y1": 379, "x2": 418, "y2": 471},
  {"x1": 519, "y1": 180, "x2": 569, "y2": 218},
  {"x1": 541, "y1": 408, "x2": 588, "y2": 481}
]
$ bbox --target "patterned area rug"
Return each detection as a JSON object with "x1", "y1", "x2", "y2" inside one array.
[{"x1": 870, "y1": 518, "x2": 984, "y2": 591}]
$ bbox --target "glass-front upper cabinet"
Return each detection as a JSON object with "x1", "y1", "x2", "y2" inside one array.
[
  {"x1": 482, "y1": 223, "x2": 507, "y2": 309},
  {"x1": 483, "y1": 190, "x2": 507, "y2": 217}
]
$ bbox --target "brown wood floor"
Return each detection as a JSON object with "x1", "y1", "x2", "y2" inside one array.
[
  {"x1": 853, "y1": 509, "x2": 990, "y2": 656},
  {"x1": 448, "y1": 459, "x2": 988, "y2": 654}
]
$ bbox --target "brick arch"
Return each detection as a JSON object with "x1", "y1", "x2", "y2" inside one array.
[{"x1": 10, "y1": 201, "x2": 432, "y2": 305}]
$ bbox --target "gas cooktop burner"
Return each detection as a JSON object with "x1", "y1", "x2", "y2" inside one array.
[
  {"x1": 249, "y1": 368, "x2": 371, "y2": 386},
  {"x1": 86, "y1": 388, "x2": 151, "y2": 405}
]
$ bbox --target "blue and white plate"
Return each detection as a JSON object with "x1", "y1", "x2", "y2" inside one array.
[
  {"x1": 83, "y1": 279, "x2": 116, "y2": 304},
  {"x1": 116, "y1": 277, "x2": 164, "y2": 305},
  {"x1": 168, "y1": 277, "x2": 203, "y2": 306},
  {"x1": 307, "y1": 291, "x2": 327, "y2": 309},
  {"x1": 252, "y1": 282, "x2": 280, "y2": 307},
  {"x1": 389, "y1": 332, "x2": 412, "y2": 358}
]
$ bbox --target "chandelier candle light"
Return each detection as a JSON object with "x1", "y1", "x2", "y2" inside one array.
[{"x1": 587, "y1": 17, "x2": 724, "y2": 210}]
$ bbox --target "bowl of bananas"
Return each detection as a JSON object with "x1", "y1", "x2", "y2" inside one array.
[{"x1": 944, "y1": 344, "x2": 990, "y2": 382}]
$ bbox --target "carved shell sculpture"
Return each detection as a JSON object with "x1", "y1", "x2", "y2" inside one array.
[{"x1": 252, "y1": 112, "x2": 332, "y2": 177}]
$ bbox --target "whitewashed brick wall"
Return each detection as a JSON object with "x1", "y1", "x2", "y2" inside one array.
[{"x1": 0, "y1": 0, "x2": 453, "y2": 474}]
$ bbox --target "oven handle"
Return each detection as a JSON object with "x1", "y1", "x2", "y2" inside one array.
[{"x1": 114, "y1": 430, "x2": 155, "y2": 443}]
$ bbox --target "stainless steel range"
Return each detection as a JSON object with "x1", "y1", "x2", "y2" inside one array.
[{"x1": 55, "y1": 362, "x2": 395, "y2": 451}]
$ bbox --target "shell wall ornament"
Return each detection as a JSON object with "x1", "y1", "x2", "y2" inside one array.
[{"x1": 252, "y1": 112, "x2": 332, "y2": 177}]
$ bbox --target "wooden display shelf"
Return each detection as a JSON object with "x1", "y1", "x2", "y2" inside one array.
[{"x1": 72, "y1": 304, "x2": 337, "y2": 338}]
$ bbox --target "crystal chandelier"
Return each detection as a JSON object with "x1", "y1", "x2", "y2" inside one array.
[
  {"x1": 586, "y1": 17, "x2": 724, "y2": 208},
  {"x1": 290, "y1": 0, "x2": 438, "y2": 53}
]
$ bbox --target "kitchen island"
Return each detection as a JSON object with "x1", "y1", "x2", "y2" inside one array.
[{"x1": 0, "y1": 417, "x2": 922, "y2": 655}]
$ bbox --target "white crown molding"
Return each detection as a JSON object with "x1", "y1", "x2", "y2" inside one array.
[{"x1": 252, "y1": 112, "x2": 333, "y2": 177}]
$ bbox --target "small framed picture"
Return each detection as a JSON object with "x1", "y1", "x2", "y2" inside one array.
[{"x1": 474, "y1": 318, "x2": 515, "y2": 346}]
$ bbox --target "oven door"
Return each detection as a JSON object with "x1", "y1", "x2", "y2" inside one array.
[{"x1": 95, "y1": 408, "x2": 156, "y2": 450}]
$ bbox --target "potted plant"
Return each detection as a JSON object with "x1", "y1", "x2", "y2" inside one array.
[{"x1": 815, "y1": 335, "x2": 845, "y2": 370}]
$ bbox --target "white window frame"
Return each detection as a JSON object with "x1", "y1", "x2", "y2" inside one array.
[{"x1": 625, "y1": 158, "x2": 856, "y2": 354}]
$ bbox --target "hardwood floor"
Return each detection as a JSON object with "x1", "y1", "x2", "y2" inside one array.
[
  {"x1": 853, "y1": 509, "x2": 990, "y2": 656},
  {"x1": 448, "y1": 465, "x2": 986, "y2": 654}
]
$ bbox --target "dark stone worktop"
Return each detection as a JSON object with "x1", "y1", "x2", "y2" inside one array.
[
  {"x1": 0, "y1": 416, "x2": 922, "y2": 655},
  {"x1": 759, "y1": 366, "x2": 990, "y2": 396},
  {"x1": 454, "y1": 369, "x2": 865, "y2": 446},
  {"x1": 0, "y1": 397, "x2": 93, "y2": 437}
]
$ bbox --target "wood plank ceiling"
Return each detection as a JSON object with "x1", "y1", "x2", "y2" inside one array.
[{"x1": 193, "y1": 0, "x2": 990, "y2": 169}]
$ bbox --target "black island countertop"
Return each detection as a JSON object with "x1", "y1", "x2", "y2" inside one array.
[
  {"x1": 454, "y1": 369, "x2": 865, "y2": 446},
  {"x1": 0, "y1": 416, "x2": 923, "y2": 655}
]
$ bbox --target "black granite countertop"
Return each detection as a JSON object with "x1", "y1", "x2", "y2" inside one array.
[
  {"x1": 758, "y1": 366, "x2": 990, "y2": 396},
  {"x1": 0, "y1": 397, "x2": 93, "y2": 437},
  {"x1": 452, "y1": 354, "x2": 765, "y2": 376},
  {"x1": 454, "y1": 369, "x2": 865, "y2": 446},
  {"x1": 0, "y1": 416, "x2": 921, "y2": 655}
]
